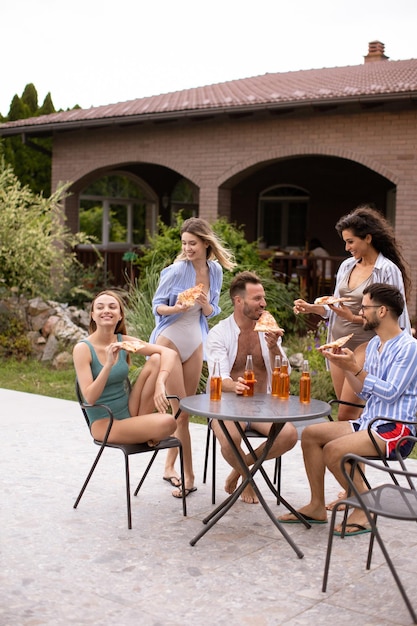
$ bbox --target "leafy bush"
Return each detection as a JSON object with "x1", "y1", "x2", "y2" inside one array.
[
  {"x1": 0, "y1": 308, "x2": 32, "y2": 359},
  {"x1": 285, "y1": 321, "x2": 334, "y2": 402},
  {"x1": 0, "y1": 159, "x2": 91, "y2": 299}
]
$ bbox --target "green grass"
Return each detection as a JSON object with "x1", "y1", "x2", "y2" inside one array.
[{"x1": 1, "y1": 358, "x2": 77, "y2": 401}]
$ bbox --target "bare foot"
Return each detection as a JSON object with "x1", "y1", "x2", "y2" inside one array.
[
  {"x1": 325, "y1": 490, "x2": 347, "y2": 511},
  {"x1": 225, "y1": 470, "x2": 239, "y2": 494},
  {"x1": 240, "y1": 483, "x2": 259, "y2": 504}
]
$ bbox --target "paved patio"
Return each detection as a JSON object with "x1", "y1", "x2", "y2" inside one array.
[{"x1": 2, "y1": 388, "x2": 417, "y2": 626}]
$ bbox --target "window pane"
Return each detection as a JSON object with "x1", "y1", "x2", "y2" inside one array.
[
  {"x1": 287, "y1": 202, "x2": 307, "y2": 247},
  {"x1": 261, "y1": 201, "x2": 283, "y2": 247}
]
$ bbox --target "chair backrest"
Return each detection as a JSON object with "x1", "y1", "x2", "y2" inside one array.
[{"x1": 75, "y1": 379, "x2": 93, "y2": 432}]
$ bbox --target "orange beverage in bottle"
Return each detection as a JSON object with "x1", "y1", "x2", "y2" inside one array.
[
  {"x1": 299, "y1": 359, "x2": 311, "y2": 403},
  {"x1": 243, "y1": 354, "x2": 255, "y2": 397},
  {"x1": 277, "y1": 358, "x2": 290, "y2": 400},
  {"x1": 210, "y1": 359, "x2": 222, "y2": 401},
  {"x1": 271, "y1": 354, "x2": 281, "y2": 397},
  {"x1": 210, "y1": 376, "x2": 222, "y2": 401}
]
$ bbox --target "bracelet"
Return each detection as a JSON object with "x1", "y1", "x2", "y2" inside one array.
[{"x1": 354, "y1": 367, "x2": 363, "y2": 377}]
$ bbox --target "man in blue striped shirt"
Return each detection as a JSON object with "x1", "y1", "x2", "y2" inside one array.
[{"x1": 279, "y1": 283, "x2": 417, "y2": 534}]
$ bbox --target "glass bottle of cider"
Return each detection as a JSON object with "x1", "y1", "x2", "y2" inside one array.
[
  {"x1": 299, "y1": 359, "x2": 311, "y2": 404},
  {"x1": 243, "y1": 354, "x2": 255, "y2": 396},
  {"x1": 271, "y1": 355, "x2": 281, "y2": 397},
  {"x1": 210, "y1": 359, "x2": 222, "y2": 401},
  {"x1": 277, "y1": 357, "x2": 290, "y2": 400}
]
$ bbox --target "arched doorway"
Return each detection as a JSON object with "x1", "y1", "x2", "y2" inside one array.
[{"x1": 258, "y1": 185, "x2": 309, "y2": 250}]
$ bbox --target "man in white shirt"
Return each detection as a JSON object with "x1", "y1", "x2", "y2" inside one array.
[{"x1": 206, "y1": 271, "x2": 297, "y2": 504}]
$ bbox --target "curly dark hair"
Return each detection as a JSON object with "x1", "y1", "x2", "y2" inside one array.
[{"x1": 335, "y1": 205, "x2": 411, "y2": 299}]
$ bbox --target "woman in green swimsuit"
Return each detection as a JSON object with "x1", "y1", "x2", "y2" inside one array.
[{"x1": 73, "y1": 290, "x2": 185, "y2": 446}]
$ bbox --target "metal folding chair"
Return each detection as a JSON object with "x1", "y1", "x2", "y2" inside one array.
[
  {"x1": 74, "y1": 380, "x2": 186, "y2": 528},
  {"x1": 323, "y1": 436, "x2": 417, "y2": 624}
]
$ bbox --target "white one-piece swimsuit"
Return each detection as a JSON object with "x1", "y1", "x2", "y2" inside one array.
[{"x1": 159, "y1": 301, "x2": 204, "y2": 363}]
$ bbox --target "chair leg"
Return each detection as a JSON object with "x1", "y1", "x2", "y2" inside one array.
[
  {"x1": 203, "y1": 424, "x2": 211, "y2": 484},
  {"x1": 178, "y1": 443, "x2": 187, "y2": 517},
  {"x1": 275, "y1": 456, "x2": 282, "y2": 505},
  {"x1": 133, "y1": 450, "x2": 159, "y2": 496},
  {"x1": 370, "y1": 526, "x2": 417, "y2": 623},
  {"x1": 124, "y1": 453, "x2": 133, "y2": 529},
  {"x1": 322, "y1": 502, "x2": 342, "y2": 592},
  {"x1": 73, "y1": 445, "x2": 107, "y2": 509},
  {"x1": 212, "y1": 431, "x2": 217, "y2": 505}
]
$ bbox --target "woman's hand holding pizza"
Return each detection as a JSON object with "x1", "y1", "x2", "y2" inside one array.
[
  {"x1": 293, "y1": 298, "x2": 315, "y2": 315},
  {"x1": 173, "y1": 300, "x2": 193, "y2": 313}
]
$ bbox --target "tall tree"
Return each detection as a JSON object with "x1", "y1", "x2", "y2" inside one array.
[{"x1": 1, "y1": 84, "x2": 54, "y2": 195}]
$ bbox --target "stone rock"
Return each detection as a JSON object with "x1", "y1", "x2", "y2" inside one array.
[
  {"x1": 53, "y1": 317, "x2": 87, "y2": 344},
  {"x1": 52, "y1": 351, "x2": 73, "y2": 369},
  {"x1": 42, "y1": 315, "x2": 60, "y2": 337},
  {"x1": 28, "y1": 297, "x2": 55, "y2": 317},
  {"x1": 2, "y1": 296, "x2": 88, "y2": 364},
  {"x1": 41, "y1": 334, "x2": 59, "y2": 362},
  {"x1": 31, "y1": 311, "x2": 55, "y2": 332},
  {"x1": 68, "y1": 306, "x2": 90, "y2": 330},
  {"x1": 289, "y1": 352, "x2": 305, "y2": 369}
]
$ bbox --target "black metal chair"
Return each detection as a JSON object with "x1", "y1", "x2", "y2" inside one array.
[
  {"x1": 74, "y1": 380, "x2": 186, "y2": 528},
  {"x1": 322, "y1": 436, "x2": 417, "y2": 624}
]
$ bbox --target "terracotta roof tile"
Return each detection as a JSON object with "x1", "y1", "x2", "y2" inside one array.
[{"x1": 1, "y1": 59, "x2": 417, "y2": 132}]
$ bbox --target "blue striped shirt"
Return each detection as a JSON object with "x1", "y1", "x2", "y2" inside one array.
[{"x1": 355, "y1": 330, "x2": 417, "y2": 434}]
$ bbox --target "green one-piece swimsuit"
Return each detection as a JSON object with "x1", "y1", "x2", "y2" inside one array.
[{"x1": 80, "y1": 334, "x2": 130, "y2": 425}]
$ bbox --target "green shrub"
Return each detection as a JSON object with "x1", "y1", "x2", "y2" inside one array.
[
  {"x1": 0, "y1": 159, "x2": 93, "y2": 300},
  {"x1": 0, "y1": 309, "x2": 32, "y2": 359},
  {"x1": 286, "y1": 321, "x2": 334, "y2": 402}
]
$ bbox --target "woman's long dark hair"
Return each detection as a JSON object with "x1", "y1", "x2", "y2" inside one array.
[{"x1": 335, "y1": 205, "x2": 411, "y2": 299}]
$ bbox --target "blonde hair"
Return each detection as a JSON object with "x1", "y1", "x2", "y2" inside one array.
[{"x1": 175, "y1": 217, "x2": 236, "y2": 270}]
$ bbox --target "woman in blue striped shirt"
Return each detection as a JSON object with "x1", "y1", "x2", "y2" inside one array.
[{"x1": 150, "y1": 218, "x2": 236, "y2": 497}]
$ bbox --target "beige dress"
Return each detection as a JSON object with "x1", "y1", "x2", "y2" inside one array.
[{"x1": 331, "y1": 272, "x2": 375, "y2": 351}]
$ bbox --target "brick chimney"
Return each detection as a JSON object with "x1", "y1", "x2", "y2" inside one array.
[{"x1": 364, "y1": 40, "x2": 389, "y2": 63}]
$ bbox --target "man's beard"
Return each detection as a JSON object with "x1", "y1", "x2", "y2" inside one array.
[
  {"x1": 363, "y1": 318, "x2": 379, "y2": 332},
  {"x1": 243, "y1": 303, "x2": 263, "y2": 320}
]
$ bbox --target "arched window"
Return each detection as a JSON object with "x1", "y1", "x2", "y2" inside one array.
[
  {"x1": 170, "y1": 179, "x2": 199, "y2": 224},
  {"x1": 258, "y1": 185, "x2": 309, "y2": 250},
  {"x1": 79, "y1": 174, "x2": 156, "y2": 246}
]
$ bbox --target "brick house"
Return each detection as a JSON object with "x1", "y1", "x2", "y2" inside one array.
[{"x1": 1, "y1": 41, "x2": 416, "y2": 318}]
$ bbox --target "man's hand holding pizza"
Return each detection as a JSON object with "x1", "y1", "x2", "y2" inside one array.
[{"x1": 264, "y1": 330, "x2": 284, "y2": 350}]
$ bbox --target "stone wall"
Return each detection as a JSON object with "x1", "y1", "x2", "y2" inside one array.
[{"x1": 1, "y1": 296, "x2": 89, "y2": 368}]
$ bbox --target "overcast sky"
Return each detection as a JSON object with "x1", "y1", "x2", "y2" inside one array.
[{"x1": 2, "y1": 0, "x2": 416, "y2": 117}]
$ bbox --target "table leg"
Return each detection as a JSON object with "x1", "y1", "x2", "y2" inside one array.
[
  {"x1": 237, "y1": 423, "x2": 311, "y2": 526},
  {"x1": 190, "y1": 420, "x2": 306, "y2": 558}
]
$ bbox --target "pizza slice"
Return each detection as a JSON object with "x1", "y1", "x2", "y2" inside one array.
[
  {"x1": 176, "y1": 283, "x2": 205, "y2": 306},
  {"x1": 118, "y1": 339, "x2": 146, "y2": 353},
  {"x1": 314, "y1": 295, "x2": 353, "y2": 305},
  {"x1": 254, "y1": 310, "x2": 281, "y2": 333},
  {"x1": 319, "y1": 333, "x2": 354, "y2": 350}
]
